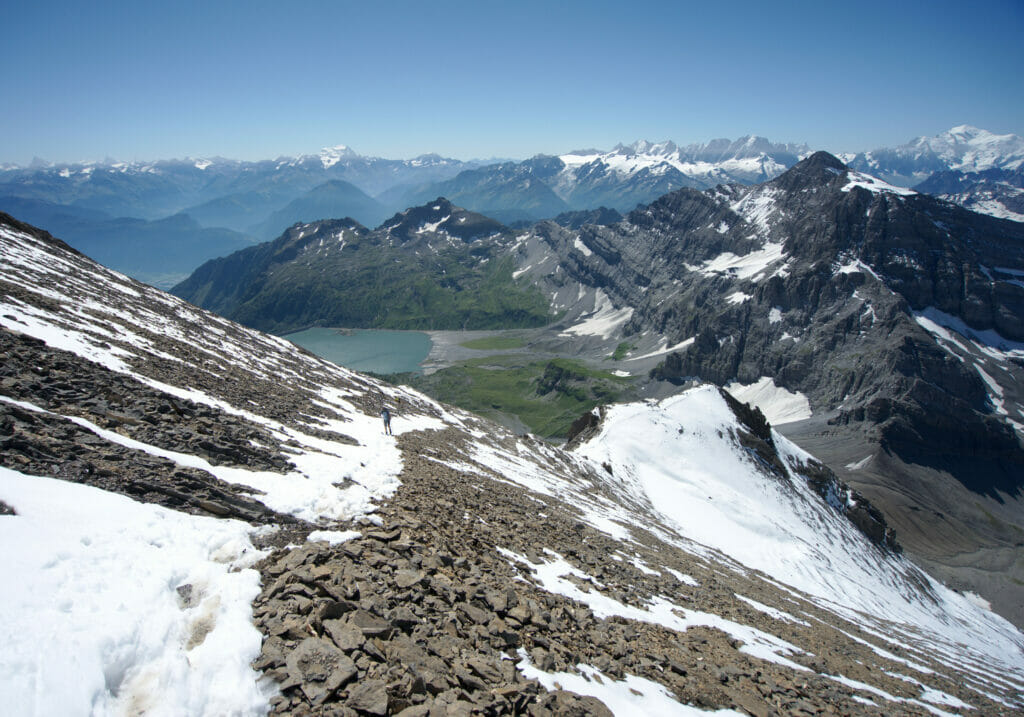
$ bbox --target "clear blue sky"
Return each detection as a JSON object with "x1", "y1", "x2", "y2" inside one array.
[{"x1": 3, "y1": 0, "x2": 1022, "y2": 165}]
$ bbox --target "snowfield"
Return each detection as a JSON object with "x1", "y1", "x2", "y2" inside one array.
[{"x1": 0, "y1": 467, "x2": 272, "y2": 716}]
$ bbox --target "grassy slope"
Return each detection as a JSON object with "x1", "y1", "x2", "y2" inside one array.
[
  {"x1": 231, "y1": 249, "x2": 552, "y2": 334},
  {"x1": 387, "y1": 355, "x2": 634, "y2": 438}
]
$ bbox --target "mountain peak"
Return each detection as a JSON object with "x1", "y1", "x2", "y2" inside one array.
[
  {"x1": 799, "y1": 150, "x2": 848, "y2": 170},
  {"x1": 319, "y1": 144, "x2": 359, "y2": 169},
  {"x1": 379, "y1": 197, "x2": 505, "y2": 242},
  {"x1": 770, "y1": 150, "x2": 848, "y2": 191}
]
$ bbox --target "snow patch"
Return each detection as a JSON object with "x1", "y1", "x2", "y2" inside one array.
[
  {"x1": 696, "y1": 241, "x2": 786, "y2": 281},
  {"x1": 516, "y1": 650, "x2": 743, "y2": 716},
  {"x1": 842, "y1": 171, "x2": 917, "y2": 196},
  {"x1": 0, "y1": 467, "x2": 272, "y2": 716},
  {"x1": 724, "y1": 377, "x2": 812, "y2": 425},
  {"x1": 573, "y1": 236, "x2": 593, "y2": 257},
  {"x1": 561, "y1": 290, "x2": 633, "y2": 340}
]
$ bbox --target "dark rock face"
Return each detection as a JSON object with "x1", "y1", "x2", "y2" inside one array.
[
  {"x1": 530, "y1": 154, "x2": 1024, "y2": 497},
  {"x1": 549, "y1": 207, "x2": 623, "y2": 230}
]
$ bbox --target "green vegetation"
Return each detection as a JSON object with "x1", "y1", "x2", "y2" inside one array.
[
  {"x1": 175, "y1": 222, "x2": 556, "y2": 335},
  {"x1": 387, "y1": 355, "x2": 634, "y2": 438},
  {"x1": 459, "y1": 336, "x2": 527, "y2": 350},
  {"x1": 609, "y1": 341, "x2": 635, "y2": 361}
]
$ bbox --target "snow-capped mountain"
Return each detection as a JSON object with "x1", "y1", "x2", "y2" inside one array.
[
  {"x1": 388, "y1": 136, "x2": 810, "y2": 223},
  {"x1": 4, "y1": 210, "x2": 1024, "y2": 713},
  {"x1": 560, "y1": 135, "x2": 808, "y2": 190},
  {"x1": 847, "y1": 125, "x2": 1024, "y2": 188}
]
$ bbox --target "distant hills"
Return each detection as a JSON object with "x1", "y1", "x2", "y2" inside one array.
[
  {"x1": 3, "y1": 127, "x2": 1023, "y2": 286},
  {"x1": 171, "y1": 199, "x2": 550, "y2": 334}
]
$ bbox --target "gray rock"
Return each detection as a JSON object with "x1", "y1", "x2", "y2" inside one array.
[
  {"x1": 323, "y1": 619, "x2": 366, "y2": 652},
  {"x1": 347, "y1": 608, "x2": 393, "y2": 639},
  {"x1": 285, "y1": 637, "x2": 357, "y2": 705},
  {"x1": 395, "y1": 569, "x2": 426, "y2": 589},
  {"x1": 346, "y1": 678, "x2": 388, "y2": 715}
]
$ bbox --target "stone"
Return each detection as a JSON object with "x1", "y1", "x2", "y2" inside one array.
[
  {"x1": 324, "y1": 619, "x2": 366, "y2": 652},
  {"x1": 285, "y1": 637, "x2": 357, "y2": 705},
  {"x1": 346, "y1": 678, "x2": 388, "y2": 715},
  {"x1": 347, "y1": 609, "x2": 394, "y2": 639},
  {"x1": 395, "y1": 569, "x2": 426, "y2": 589}
]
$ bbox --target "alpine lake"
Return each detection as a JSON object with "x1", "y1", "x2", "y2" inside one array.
[{"x1": 283, "y1": 328, "x2": 432, "y2": 375}]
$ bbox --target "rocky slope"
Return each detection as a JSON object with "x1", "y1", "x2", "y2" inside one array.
[{"x1": 4, "y1": 215, "x2": 1024, "y2": 714}]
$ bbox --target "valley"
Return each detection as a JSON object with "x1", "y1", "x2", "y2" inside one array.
[{"x1": 4, "y1": 214, "x2": 1023, "y2": 714}]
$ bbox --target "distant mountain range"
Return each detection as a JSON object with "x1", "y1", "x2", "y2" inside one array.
[{"x1": 2, "y1": 127, "x2": 1023, "y2": 286}]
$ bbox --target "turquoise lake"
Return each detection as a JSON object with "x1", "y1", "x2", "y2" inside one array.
[{"x1": 284, "y1": 328, "x2": 432, "y2": 374}]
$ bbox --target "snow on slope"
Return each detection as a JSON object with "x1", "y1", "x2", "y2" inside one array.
[
  {"x1": 0, "y1": 467, "x2": 271, "y2": 717},
  {"x1": 572, "y1": 387, "x2": 1024, "y2": 701},
  {"x1": 0, "y1": 224, "x2": 447, "y2": 524},
  {"x1": 724, "y1": 377, "x2": 811, "y2": 425},
  {"x1": 0, "y1": 220, "x2": 459, "y2": 714}
]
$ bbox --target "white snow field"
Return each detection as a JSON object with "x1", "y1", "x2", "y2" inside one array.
[{"x1": 0, "y1": 467, "x2": 271, "y2": 716}]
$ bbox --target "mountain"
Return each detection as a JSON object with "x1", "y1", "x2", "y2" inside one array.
[
  {"x1": 3, "y1": 211, "x2": 1023, "y2": 714},
  {"x1": 170, "y1": 153, "x2": 1024, "y2": 626},
  {"x1": 847, "y1": 125, "x2": 1024, "y2": 199},
  {"x1": 248, "y1": 180, "x2": 389, "y2": 239},
  {"x1": 386, "y1": 136, "x2": 810, "y2": 223},
  {"x1": 172, "y1": 199, "x2": 551, "y2": 334},
  {"x1": 516, "y1": 151, "x2": 1024, "y2": 626},
  {"x1": 914, "y1": 167, "x2": 1024, "y2": 222},
  {"x1": 0, "y1": 194, "x2": 255, "y2": 288},
  {"x1": 0, "y1": 150, "x2": 476, "y2": 224},
  {"x1": 383, "y1": 158, "x2": 571, "y2": 224}
]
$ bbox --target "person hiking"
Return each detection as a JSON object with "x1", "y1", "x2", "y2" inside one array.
[{"x1": 380, "y1": 406, "x2": 392, "y2": 435}]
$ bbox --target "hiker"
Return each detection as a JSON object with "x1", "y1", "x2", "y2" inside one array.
[{"x1": 381, "y1": 406, "x2": 392, "y2": 435}]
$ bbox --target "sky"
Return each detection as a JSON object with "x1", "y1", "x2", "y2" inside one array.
[{"x1": 3, "y1": 0, "x2": 1023, "y2": 165}]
